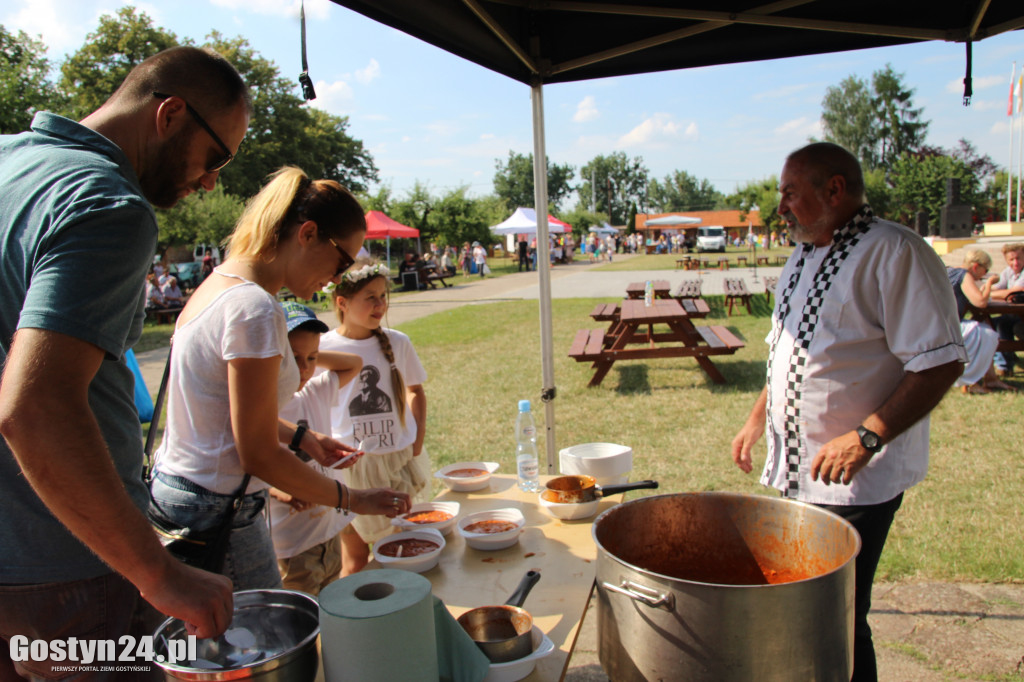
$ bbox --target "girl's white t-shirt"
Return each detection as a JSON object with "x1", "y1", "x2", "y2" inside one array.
[
  {"x1": 155, "y1": 282, "x2": 299, "y2": 494},
  {"x1": 269, "y1": 371, "x2": 354, "y2": 558},
  {"x1": 318, "y1": 327, "x2": 426, "y2": 453}
]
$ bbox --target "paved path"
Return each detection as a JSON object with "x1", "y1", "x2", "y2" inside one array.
[{"x1": 135, "y1": 253, "x2": 1024, "y2": 681}]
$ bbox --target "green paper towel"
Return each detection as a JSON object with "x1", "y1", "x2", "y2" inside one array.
[
  {"x1": 319, "y1": 569, "x2": 437, "y2": 681},
  {"x1": 433, "y1": 596, "x2": 490, "y2": 682}
]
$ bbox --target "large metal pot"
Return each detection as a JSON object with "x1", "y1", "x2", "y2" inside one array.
[{"x1": 593, "y1": 492, "x2": 860, "y2": 682}]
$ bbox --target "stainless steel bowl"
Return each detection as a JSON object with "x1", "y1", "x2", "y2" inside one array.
[{"x1": 153, "y1": 589, "x2": 320, "y2": 682}]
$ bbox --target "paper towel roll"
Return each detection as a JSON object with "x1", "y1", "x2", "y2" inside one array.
[{"x1": 319, "y1": 569, "x2": 438, "y2": 682}]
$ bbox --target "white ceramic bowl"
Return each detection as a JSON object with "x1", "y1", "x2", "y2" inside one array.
[
  {"x1": 435, "y1": 461, "x2": 500, "y2": 492},
  {"x1": 391, "y1": 501, "x2": 460, "y2": 535},
  {"x1": 457, "y1": 508, "x2": 525, "y2": 550},
  {"x1": 372, "y1": 528, "x2": 445, "y2": 573},
  {"x1": 558, "y1": 443, "x2": 632, "y2": 486},
  {"x1": 482, "y1": 626, "x2": 555, "y2": 682},
  {"x1": 537, "y1": 493, "x2": 599, "y2": 521}
]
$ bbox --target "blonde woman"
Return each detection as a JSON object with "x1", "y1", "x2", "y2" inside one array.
[
  {"x1": 148, "y1": 167, "x2": 410, "y2": 590},
  {"x1": 946, "y1": 249, "x2": 1014, "y2": 394}
]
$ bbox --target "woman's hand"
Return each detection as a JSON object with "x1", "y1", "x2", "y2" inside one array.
[
  {"x1": 302, "y1": 429, "x2": 358, "y2": 468},
  {"x1": 350, "y1": 487, "x2": 411, "y2": 518}
]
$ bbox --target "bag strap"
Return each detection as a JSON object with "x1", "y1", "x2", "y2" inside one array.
[{"x1": 143, "y1": 344, "x2": 172, "y2": 481}]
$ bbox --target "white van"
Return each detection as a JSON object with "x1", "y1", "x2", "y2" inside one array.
[
  {"x1": 193, "y1": 244, "x2": 222, "y2": 263},
  {"x1": 696, "y1": 226, "x2": 726, "y2": 253}
]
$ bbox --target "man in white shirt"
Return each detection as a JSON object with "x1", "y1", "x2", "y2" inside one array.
[
  {"x1": 731, "y1": 142, "x2": 965, "y2": 682},
  {"x1": 989, "y1": 243, "x2": 1024, "y2": 375}
]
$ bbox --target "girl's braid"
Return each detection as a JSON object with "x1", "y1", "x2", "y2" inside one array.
[{"x1": 371, "y1": 326, "x2": 407, "y2": 428}]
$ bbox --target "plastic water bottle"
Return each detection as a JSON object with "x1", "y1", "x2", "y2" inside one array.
[
  {"x1": 644, "y1": 280, "x2": 654, "y2": 307},
  {"x1": 515, "y1": 400, "x2": 540, "y2": 492}
]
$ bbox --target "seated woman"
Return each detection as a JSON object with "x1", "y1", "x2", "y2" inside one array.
[
  {"x1": 145, "y1": 273, "x2": 166, "y2": 309},
  {"x1": 947, "y1": 249, "x2": 1015, "y2": 394}
]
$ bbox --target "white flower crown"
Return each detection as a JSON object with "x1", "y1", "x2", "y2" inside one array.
[{"x1": 342, "y1": 263, "x2": 390, "y2": 284}]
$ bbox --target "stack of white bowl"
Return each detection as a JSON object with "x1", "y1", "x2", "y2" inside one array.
[{"x1": 557, "y1": 443, "x2": 632, "y2": 485}]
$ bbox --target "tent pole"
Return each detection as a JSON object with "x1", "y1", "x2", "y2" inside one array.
[
  {"x1": 530, "y1": 81, "x2": 557, "y2": 474},
  {"x1": 386, "y1": 236, "x2": 391, "y2": 271}
]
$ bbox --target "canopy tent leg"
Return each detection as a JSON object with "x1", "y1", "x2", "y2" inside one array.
[{"x1": 531, "y1": 82, "x2": 558, "y2": 474}]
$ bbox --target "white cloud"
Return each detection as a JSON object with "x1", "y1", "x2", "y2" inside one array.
[
  {"x1": 946, "y1": 74, "x2": 1005, "y2": 94},
  {"x1": 355, "y1": 58, "x2": 380, "y2": 85},
  {"x1": 425, "y1": 120, "x2": 460, "y2": 137},
  {"x1": 309, "y1": 79, "x2": 354, "y2": 115},
  {"x1": 4, "y1": 0, "x2": 83, "y2": 54},
  {"x1": 969, "y1": 99, "x2": 1001, "y2": 112},
  {"x1": 401, "y1": 136, "x2": 411, "y2": 143},
  {"x1": 618, "y1": 113, "x2": 696, "y2": 148},
  {"x1": 773, "y1": 116, "x2": 822, "y2": 138},
  {"x1": 573, "y1": 95, "x2": 599, "y2": 123},
  {"x1": 480, "y1": 133, "x2": 495, "y2": 140}
]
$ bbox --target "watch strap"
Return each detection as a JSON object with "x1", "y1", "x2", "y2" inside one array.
[{"x1": 290, "y1": 419, "x2": 309, "y2": 453}]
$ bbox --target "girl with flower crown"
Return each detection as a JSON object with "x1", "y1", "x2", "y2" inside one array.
[{"x1": 320, "y1": 258, "x2": 431, "y2": 573}]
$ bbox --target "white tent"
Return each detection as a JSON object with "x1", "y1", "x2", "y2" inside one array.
[
  {"x1": 645, "y1": 215, "x2": 702, "y2": 226},
  {"x1": 588, "y1": 222, "x2": 618, "y2": 235},
  {"x1": 491, "y1": 207, "x2": 572, "y2": 235}
]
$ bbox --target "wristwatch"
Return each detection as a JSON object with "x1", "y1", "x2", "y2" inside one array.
[
  {"x1": 856, "y1": 425, "x2": 883, "y2": 453},
  {"x1": 290, "y1": 419, "x2": 312, "y2": 462}
]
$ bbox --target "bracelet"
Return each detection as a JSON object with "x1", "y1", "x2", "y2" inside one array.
[{"x1": 289, "y1": 419, "x2": 309, "y2": 453}]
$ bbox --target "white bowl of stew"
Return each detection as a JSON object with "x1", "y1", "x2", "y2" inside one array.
[
  {"x1": 373, "y1": 528, "x2": 445, "y2": 573},
  {"x1": 457, "y1": 508, "x2": 525, "y2": 551},
  {"x1": 390, "y1": 501, "x2": 461, "y2": 535},
  {"x1": 435, "y1": 461, "x2": 500, "y2": 492}
]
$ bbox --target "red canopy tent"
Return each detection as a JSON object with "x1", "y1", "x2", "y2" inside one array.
[{"x1": 364, "y1": 210, "x2": 420, "y2": 270}]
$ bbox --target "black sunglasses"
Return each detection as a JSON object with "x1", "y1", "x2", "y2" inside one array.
[
  {"x1": 153, "y1": 92, "x2": 234, "y2": 173},
  {"x1": 328, "y1": 238, "x2": 356, "y2": 277}
]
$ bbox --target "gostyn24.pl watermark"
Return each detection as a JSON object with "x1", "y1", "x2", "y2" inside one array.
[{"x1": 9, "y1": 635, "x2": 197, "y2": 665}]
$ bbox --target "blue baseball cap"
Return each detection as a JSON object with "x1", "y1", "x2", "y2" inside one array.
[{"x1": 281, "y1": 301, "x2": 329, "y2": 334}]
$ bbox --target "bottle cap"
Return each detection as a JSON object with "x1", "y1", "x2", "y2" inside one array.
[{"x1": 518, "y1": 399, "x2": 531, "y2": 412}]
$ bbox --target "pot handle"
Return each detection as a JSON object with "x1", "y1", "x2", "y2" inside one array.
[
  {"x1": 597, "y1": 480, "x2": 659, "y2": 496},
  {"x1": 505, "y1": 570, "x2": 541, "y2": 608},
  {"x1": 600, "y1": 580, "x2": 675, "y2": 611}
]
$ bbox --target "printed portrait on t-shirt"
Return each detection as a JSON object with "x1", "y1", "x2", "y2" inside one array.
[{"x1": 349, "y1": 365, "x2": 392, "y2": 416}]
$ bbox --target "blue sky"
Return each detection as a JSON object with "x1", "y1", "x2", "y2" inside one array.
[{"x1": 6, "y1": 0, "x2": 1024, "y2": 208}]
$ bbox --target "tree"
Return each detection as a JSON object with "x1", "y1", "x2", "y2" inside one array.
[
  {"x1": 205, "y1": 32, "x2": 378, "y2": 199},
  {"x1": 427, "y1": 187, "x2": 504, "y2": 247},
  {"x1": 871, "y1": 64, "x2": 928, "y2": 168},
  {"x1": 888, "y1": 152, "x2": 979, "y2": 226},
  {"x1": 578, "y1": 152, "x2": 649, "y2": 225},
  {"x1": 647, "y1": 169, "x2": 724, "y2": 213},
  {"x1": 821, "y1": 65, "x2": 929, "y2": 171},
  {"x1": 155, "y1": 185, "x2": 244, "y2": 249},
  {"x1": 560, "y1": 207, "x2": 609, "y2": 242},
  {"x1": 492, "y1": 151, "x2": 575, "y2": 212},
  {"x1": 0, "y1": 26, "x2": 66, "y2": 133},
  {"x1": 727, "y1": 177, "x2": 782, "y2": 230},
  {"x1": 59, "y1": 7, "x2": 179, "y2": 120},
  {"x1": 821, "y1": 75, "x2": 878, "y2": 168}
]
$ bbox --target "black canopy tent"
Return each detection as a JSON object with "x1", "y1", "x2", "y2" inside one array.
[{"x1": 328, "y1": 0, "x2": 1024, "y2": 471}]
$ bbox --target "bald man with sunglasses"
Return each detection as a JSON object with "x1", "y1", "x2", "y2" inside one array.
[{"x1": 0, "y1": 46, "x2": 250, "y2": 679}]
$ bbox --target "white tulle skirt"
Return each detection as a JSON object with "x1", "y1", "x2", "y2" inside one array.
[{"x1": 344, "y1": 445, "x2": 431, "y2": 543}]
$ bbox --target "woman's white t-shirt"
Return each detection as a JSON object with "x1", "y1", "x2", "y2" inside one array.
[
  {"x1": 318, "y1": 328, "x2": 426, "y2": 453},
  {"x1": 154, "y1": 281, "x2": 299, "y2": 494}
]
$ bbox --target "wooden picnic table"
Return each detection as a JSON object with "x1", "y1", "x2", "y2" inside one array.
[
  {"x1": 359, "y1": 474, "x2": 625, "y2": 681},
  {"x1": 969, "y1": 300, "x2": 1024, "y2": 353},
  {"x1": 570, "y1": 298, "x2": 744, "y2": 386},
  {"x1": 625, "y1": 280, "x2": 671, "y2": 299}
]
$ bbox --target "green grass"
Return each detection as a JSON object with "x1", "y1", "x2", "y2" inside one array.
[{"x1": 398, "y1": 296, "x2": 1024, "y2": 583}]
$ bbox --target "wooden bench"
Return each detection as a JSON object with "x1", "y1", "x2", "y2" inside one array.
[
  {"x1": 680, "y1": 298, "x2": 710, "y2": 318},
  {"x1": 590, "y1": 303, "x2": 620, "y2": 321},
  {"x1": 737, "y1": 256, "x2": 747, "y2": 267},
  {"x1": 757, "y1": 256, "x2": 770, "y2": 266},
  {"x1": 424, "y1": 271, "x2": 452, "y2": 288},
  {"x1": 675, "y1": 257, "x2": 691, "y2": 269},
  {"x1": 568, "y1": 329, "x2": 607, "y2": 362},
  {"x1": 673, "y1": 279, "x2": 703, "y2": 300},
  {"x1": 723, "y1": 278, "x2": 753, "y2": 316},
  {"x1": 764, "y1": 276, "x2": 779, "y2": 305},
  {"x1": 146, "y1": 307, "x2": 182, "y2": 325},
  {"x1": 695, "y1": 325, "x2": 746, "y2": 352},
  {"x1": 718, "y1": 258, "x2": 730, "y2": 271}
]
